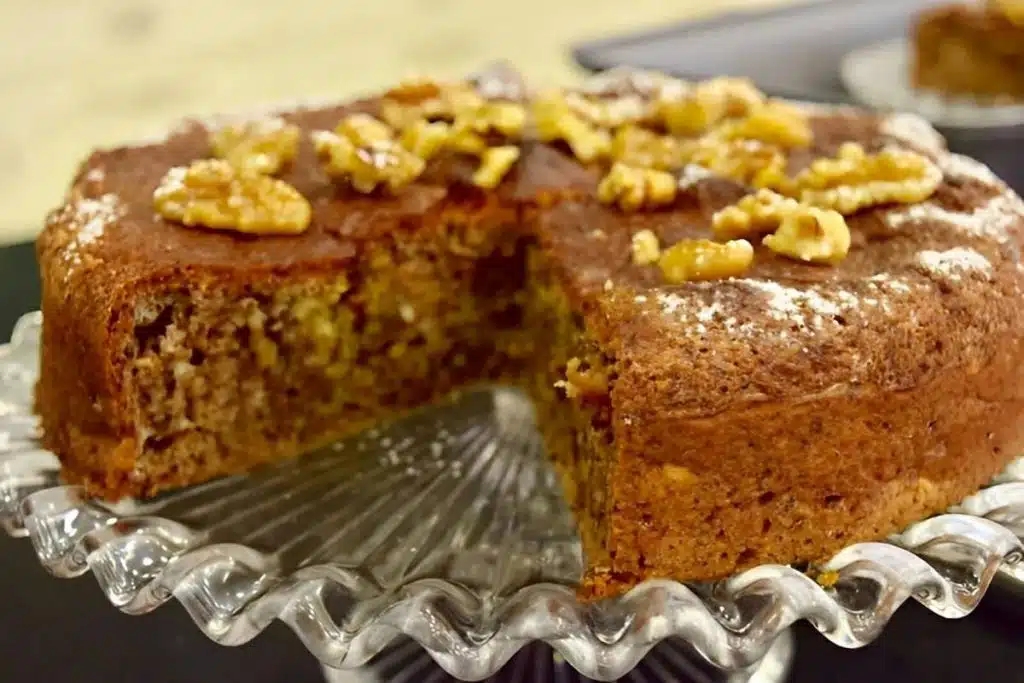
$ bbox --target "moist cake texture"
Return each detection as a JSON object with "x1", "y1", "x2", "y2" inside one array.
[
  {"x1": 35, "y1": 66, "x2": 1024, "y2": 599},
  {"x1": 912, "y1": 1, "x2": 1024, "y2": 102}
]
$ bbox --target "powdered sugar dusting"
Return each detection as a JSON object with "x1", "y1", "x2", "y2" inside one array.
[
  {"x1": 742, "y1": 280, "x2": 843, "y2": 326},
  {"x1": 678, "y1": 164, "x2": 714, "y2": 190},
  {"x1": 57, "y1": 194, "x2": 123, "y2": 280},
  {"x1": 917, "y1": 248, "x2": 992, "y2": 282},
  {"x1": 153, "y1": 166, "x2": 188, "y2": 214},
  {"x1": 655, "y1": 290, "x2": 758, "y2": 337},
  {"x1": 937, "y1": 153, "x2": 1003, "y2": 187},
  {"x1": 868, "y1": 273, "x2": 912, "y2": 294},
  {"x1": 885, "y1": 193, "x2": 1024, "y2": 243},
  {"x1": 879, "y1": 112, "x2": 946, "y2": 156},
  {"x1": 653, "y1": 276, "x2": 914, "y2": 341}
]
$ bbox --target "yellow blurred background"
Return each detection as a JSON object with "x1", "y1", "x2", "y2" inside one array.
[{"x1": 0, "y1": 0, "x2": 788, "y2": 246}]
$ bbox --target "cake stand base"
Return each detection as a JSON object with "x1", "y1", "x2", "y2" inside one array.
[{"x1": 321, "y1": 630, "x2": 795, "y2": 683}]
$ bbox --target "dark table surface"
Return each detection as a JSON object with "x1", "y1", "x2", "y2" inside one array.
[{"x1": 3, "y1": 241, "x2": 1024, "y2": 682}]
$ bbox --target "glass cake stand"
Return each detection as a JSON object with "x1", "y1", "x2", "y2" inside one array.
[{"x1": 2, "y1": 311, "x2": 1023, "y2": 682}]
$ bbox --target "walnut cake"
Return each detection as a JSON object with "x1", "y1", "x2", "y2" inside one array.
[{"x1": 35, "y1": 66, "x2": 1024, "y2": 598}]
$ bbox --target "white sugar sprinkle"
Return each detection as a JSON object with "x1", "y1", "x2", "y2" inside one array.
[
  {"x1": 868, "y1": 273, "x2": 912, "y2": 294},
  {"x1": 742, "y1": 279, "x2": 842, "y2": 323},
  {"x1": 656, "y1": 291, "x2": 686, "y2": 316},
  {"x1": 678, "y1": 164, "x2": 714, "y2": 190},
  {"x1": 653, "y1": 272, "x2": 921, "y2": 341},
  {"x1": 937, "y1": 153, "x2": 1003, "y2": 187},
  {"x1": 917, "y1": 248, "x2": 992, "y2": 282},
  {"x1": 59, "y1": 194, "x2": 122, "y2": 279},
  {"x1": 153, "y1": 166, "x2": 188, "y2": 213},
  {"x1": 879, "y1": 112, "x2": 946, "y2": 156},
  {"x1": 885, "y1": 193, "x2": 1024, "y2": 243}
]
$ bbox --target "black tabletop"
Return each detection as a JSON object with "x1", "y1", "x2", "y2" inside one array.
[{"x1": 2, "y1": 240, "x2": 1022, "y2": 682}]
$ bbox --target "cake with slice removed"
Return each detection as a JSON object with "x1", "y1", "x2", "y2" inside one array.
[{"x1": 35, "y1": 66, "x2": 1024, "y2": 598}]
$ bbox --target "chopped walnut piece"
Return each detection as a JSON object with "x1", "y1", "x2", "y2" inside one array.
[
  {"x1": 597, "y1": 162, "x2": 677, "y2": 212},
  {"x1": 662, "y1": 464, "x2": 698, "y2": 486},
  {"x1": 699, "y1": 77, "x2": 766, "y2": 117},
  {"x1": 569, "y1": 68, "x2": 689, "y2": 128},
  {"x1": 314, "y1": 124, "x2": 425, "y2": 194},
  {"x1": 815, "y1": 570, "x2": 841, "y2": 589},
  {"x1": 564, "y1": 91, "x2": 650, "y2": 129},
  {"x1": 153, "y1": 159, "x2": 311, "y2": 235},
  {"x1": 438, "y1": 83, "x2": 487, "y2": 115},
  {"x1": 209, "y1": 117, "x2": 300, "y2": 176},
  {"x1": 446, "y1": 100, "x2": 527, "y2": 156},
  {"x1": 659, "y1": 238, "x2": 755, "y2": 283},
  {"x1": 452, "y1": 100, "x2": 526, "y2": 139},
  {"x1": 658, "y1": 97, "x2": 719, "y2": 138},
  {"x1": 794, "y1": 142, "x2": 942, "y2": 215},
  {"x1": 712, "y1": 189, "x2": 803, "y2": 240},
  {"x1": 533, "y1": 90, "x2": 611, "y2": 163},
  {"x1": 337, "y1": 113, "x2": 393, "y2": 146},
  {"x1": 557, "y1": 357, "x2": 609, "y2": 399},
  {"x1": 611, "y1": 125, "x2": 686, "y2": 171},
  {"x1": 688, "y1": 139, "x2": 792, "y2": 191},
  {"x1": 631, "y1": 229, "x2": 662, "y2": 265},
  {"x1": 381, "y1": 78, "x2": 485, "y2": 129},
  {"x1": 447, "y1": 126, "x2": 488, "y2": 156},
  {"x1": 580, "y1": 67, "x2": 687, "y2": 100},
  {"x1": 718, "y1": 100, "x2": 812, "y2": 148},
  {"x1": 399, "y1": 119, "x2": 451, "y2": 161},
  {"x1": 384, "y1": 77, "x2": 444, "y2": 105},
  {"x1": 476, "y1": 101, "x2": 527, "y2": 137},
  {"x1": 472, "y1": 145, "x2": 520, "y2": 188},
  {"x1": 658, "y1": 77, "x2": 765, "y2": 136},
  {"x1": 380, "y1": 99, "x2": 426, "y2": 130},
  {"x1": 763, "y1": 206, "x2": 851, "y2": 264}
]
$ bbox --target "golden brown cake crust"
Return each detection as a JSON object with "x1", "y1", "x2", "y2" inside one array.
[{"x1": 35, "y1": 82, "x2": 1024, "y2": 598}]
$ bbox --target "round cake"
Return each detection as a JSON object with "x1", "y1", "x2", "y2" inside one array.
[{"x1": 33, "y1": 65, "x2": 1024, "y2": 598}]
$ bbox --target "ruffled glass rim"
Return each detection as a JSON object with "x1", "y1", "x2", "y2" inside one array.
[{"x1": 2, "y1": 312, "x2": 1022, "y2": 682}]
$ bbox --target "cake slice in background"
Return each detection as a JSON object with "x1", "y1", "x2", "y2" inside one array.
[{"x1": 912, "y1": 1, "x2": 1024, "y2": 102}]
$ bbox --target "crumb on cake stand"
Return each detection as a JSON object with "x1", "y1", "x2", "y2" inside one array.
[{"x1": 34, "y1": 64, "x2": 1024, "y2": 600}]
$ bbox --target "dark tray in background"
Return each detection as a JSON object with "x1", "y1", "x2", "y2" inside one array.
[{"x1": 572, "y1": 0, "x2": 1024, "y2": 192}]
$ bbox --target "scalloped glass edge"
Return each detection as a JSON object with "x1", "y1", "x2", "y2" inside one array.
[{"x1": 2, "y1": 311, "x2": 1024, "y2": 682}]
